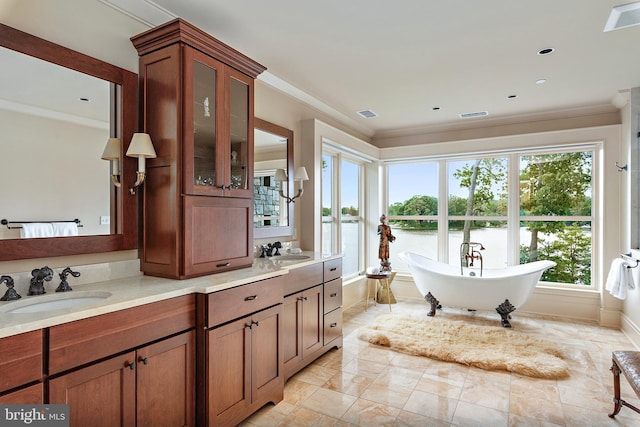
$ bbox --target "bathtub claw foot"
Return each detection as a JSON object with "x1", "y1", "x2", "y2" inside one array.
[
  {"x1": 496, "y1": 299, "x2": 516, "y2": 328},
  {"x1": 425, "y1": 292, "x2": 439, "y2": 317}
]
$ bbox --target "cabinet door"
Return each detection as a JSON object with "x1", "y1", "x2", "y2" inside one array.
[
  {"x1": 207, "y1": 316, "x2": 251, "y2": 425},
  {"x1": 302, "y1": 285, "x2": 323, "y2": 358},
  {"x1": 251, "y1": 305, "x2": 283, "y2": 404},
  {"x1": 225, "y1": 68, "x2": 254, "y2": 198},
  {"x1": 49, "y1": 352, "x2": 136, "y2": 427},
  {"x1": 282, "y1": 293, "x2": 302, "y2": 372},
  {"x1": 183, "y1": 47, "x2": 226, "y2": 197},
  {"x1": 0, "y1": 383, "x2": 42, "y2": 404},
  {"x1": 137, "y1": 331, "x2": 195, "y2": 427},
  {"x1": 183, "y1": 195, "x2": 253, "y2": 277}
]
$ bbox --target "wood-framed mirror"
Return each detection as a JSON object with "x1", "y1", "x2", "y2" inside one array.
[
  {"x1": 0, "y1": 23, "x2": 138, "y2": 261},
  {"x1": 253, "y1": 118, "x2": 294, "y2": 239}
]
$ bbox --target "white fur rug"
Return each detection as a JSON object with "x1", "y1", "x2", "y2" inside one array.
[{"x1": 358, "y1": 313, "x2": 569, "y2": 379}]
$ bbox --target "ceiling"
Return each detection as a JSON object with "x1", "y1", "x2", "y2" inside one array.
[{"x1": 105, "y1": 0, "x2": 640, "y2": 138}]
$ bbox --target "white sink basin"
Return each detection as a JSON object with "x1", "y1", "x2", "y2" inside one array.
[
  {"x1": 271, "y1": 254, "x2": 311, "y2": 261},
  {"x1": 1, "y1": 291, "x2": 111, "y2": 314}
]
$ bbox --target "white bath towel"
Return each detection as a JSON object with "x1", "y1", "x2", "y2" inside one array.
[
  {"x1": 52, "y1": 222, "x2": 79, "y2": 237},
  {"x1": 605, "y1": 258, "x2": 636, "y2": 300},
  {"x1": 20, "y1": 223, "x2": 55, "y2": 238}
]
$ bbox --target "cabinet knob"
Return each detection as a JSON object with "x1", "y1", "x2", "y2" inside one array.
[
  {"x1": 330, "y1": 323, "x2": 338, "y2": 328},
  {"x1": 126, "y1": 361, "x2": 136, "y2": 370},
  {"x1": 139, "y1": 357, "x2": 149, "y2": 365}
]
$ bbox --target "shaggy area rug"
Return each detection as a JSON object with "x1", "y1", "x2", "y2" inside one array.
[{"x1": 358, "y1": 314, "x2": 569, "y2": 379}]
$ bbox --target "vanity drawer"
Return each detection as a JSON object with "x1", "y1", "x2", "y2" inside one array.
[
  {"x1": 207, "y1": 276, "x2": 283, "y2": 328},
  {"x1": 0, "y1": 330, "x2": 42, "y2": 393},
  {"x1": 49, "y1": 295, "x2": 195, "y2": 375},
  {"x1": 323, "y1": 278, "x2": 342, "y2": 314},
  {"x1": 323, "y1": 258, "x2": 342, "y2": 283},
  {"x1": 284, "y1": 263, "x2": 323, "y2": 296},
  {"x1": 323, "y1": 308, "x2": 342, "y2": 346}
]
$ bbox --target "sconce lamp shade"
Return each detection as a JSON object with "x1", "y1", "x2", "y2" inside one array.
[
  {"x1": 126, "y1": 133, "x2": 157, "y2": 159},
  {"x1": 274, "y1": 168, "x2": 288, "y2": 182},
  {"x1": 101, "y1": 138, "x2": 121, "y2": 160},
  {"x1": 294, "y1": 166, "x2": 309, "y2": 181}
]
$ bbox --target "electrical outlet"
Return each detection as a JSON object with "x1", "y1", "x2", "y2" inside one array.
[{"x1": 100, "y1": 216, "x2": 110, "y2": 225}]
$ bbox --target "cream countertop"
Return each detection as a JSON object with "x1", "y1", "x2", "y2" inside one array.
[{"x1": 0, "y1": 252, "x2": 342, "y2": 339}]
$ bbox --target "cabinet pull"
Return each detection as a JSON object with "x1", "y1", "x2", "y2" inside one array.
[
  {"x1": 330, "y1": 293, "x2": 337, "y2": 297},
  {"x1": 329, "y1": 267, "x2": 337, "y2": 271},
  {"x1": 252, "y1": 320, "x2": 259, "y2": 327},
  {"x1": 216, "y1": 262, "x2": 231, "y2": 268},
  {"x1": 126, "y1": 361, "x2": 136, "y2": 370},
  {"x1": 244, "y1": 295, "x2": 257, "y2": 301},
  {"x1": 330, "y1": 322, "x2": 338, "y2": 328},
  {"x1": 139, "y1": 357, "x2": 148, "y2": 365}
]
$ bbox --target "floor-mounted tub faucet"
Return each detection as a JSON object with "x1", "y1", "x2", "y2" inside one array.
[{"x1": 460, "y1": 242, "x2": 485, "y2": 276}]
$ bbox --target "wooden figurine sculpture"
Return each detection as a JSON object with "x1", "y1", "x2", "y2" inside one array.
[{"x1": 377, "y1": 214, "x2": 396, "y2": 272}]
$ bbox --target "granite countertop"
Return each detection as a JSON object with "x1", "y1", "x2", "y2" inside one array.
[{"x1": 0, "y1": 252, "x2": 342, "y2": 339}]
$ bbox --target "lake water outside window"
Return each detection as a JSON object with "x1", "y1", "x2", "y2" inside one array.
[{"x1": 385, "y1": 148, "x2": 594, "y2": 286}]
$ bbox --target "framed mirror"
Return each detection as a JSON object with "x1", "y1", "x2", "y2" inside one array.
[
  {"x1": 0, "y1": 23, "x2": 138, "y2": 260},
  {"x1": 253, "y1": 118, "x2": 294, "y2": 239}
]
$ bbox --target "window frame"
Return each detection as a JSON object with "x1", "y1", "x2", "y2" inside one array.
[
  {"x1": 383, "y1": 143, "x2": 599, "y2": 289},
  {"x1": 322, "y1": 145, "x2": 366, "y2": 279}
]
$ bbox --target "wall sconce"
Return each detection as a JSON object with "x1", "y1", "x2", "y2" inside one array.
[
  {"x1": 101, "y1": 137, "x2": 122, "y2": 188},
  {"x1": 275, "y1": 166, "x2": 309, "y2": 203},
  {"x1": 126, "y1": 133, "x2": 157, "y2": 195}
]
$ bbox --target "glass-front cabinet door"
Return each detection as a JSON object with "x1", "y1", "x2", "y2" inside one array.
[
  {"x1": 183, "y1": 46, "x2": 254, "y2": 198},
  {"x1": 227, "y1": 68, "x2": 253, "y2": 198}
]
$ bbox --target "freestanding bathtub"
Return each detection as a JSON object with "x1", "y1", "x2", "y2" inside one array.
[{"x1": 398, "y1": 251, "x2": 556, "y2": 327}]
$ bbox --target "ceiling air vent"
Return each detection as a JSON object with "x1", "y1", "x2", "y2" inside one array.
[
  {"x1": 459, "y1": 111, "x2": 489, "y2": 119},
  {"x1": 604, "y1": 2, "x2": 640, "y2": 32},
  {"x1": 357, "y1": 109, "x2": 378, "y2": 119}
]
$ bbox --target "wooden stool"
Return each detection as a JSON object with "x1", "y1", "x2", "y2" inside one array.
[
  {"x1": 365, "y1": 271, "x2": 395, "y2": 312},
  {"x1": 609, "y1": 351, "x2": 640, "y2": 418}
]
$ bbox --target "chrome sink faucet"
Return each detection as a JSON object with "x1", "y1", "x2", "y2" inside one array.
[{"x1": 28, "y1": 266, "x2": 54, "y2": 295}]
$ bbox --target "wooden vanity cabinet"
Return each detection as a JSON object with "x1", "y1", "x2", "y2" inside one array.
[
  {"x1": 197, "y1": 276, "x2": 284, "y2": 427},
  {"x1": 48, "y1": 295, "x2": 196, "y2": 427},
  {"x1": 0, "y1": 330, "x2": 43, "y2": 403},
  {"x1": 282, "y1": 259, "x2": 343, "y2": 380},
  {"x1": 131, "y1": 18, "x2": 266, "y2": 279}
]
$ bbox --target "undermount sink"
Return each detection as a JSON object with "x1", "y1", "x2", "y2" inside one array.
[
  {"x1": 271, "y1": 254, "x2": 311, "y2": 261},
  {"x1": 0, "y1": 291, "x2": 112, "y2": 314}
]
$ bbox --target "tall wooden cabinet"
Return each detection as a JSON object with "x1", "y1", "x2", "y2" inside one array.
[{"x1": 131, "y1": 18, "x2": 266, "y2": 279}]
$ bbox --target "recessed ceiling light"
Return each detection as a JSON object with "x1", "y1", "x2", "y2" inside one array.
[
  {"x1": 604, "y1": 2, "x2": 640, "y2": 32},
  {"x1": 507, "y1": 95, "x2": 518, "y2": 99},
  {"x1": 356, "y1": 109, "x2": 377, "y2": 119},
  {"x1": 535, "y1": 78, "x2": 547, "y2": 84},
  {"x1": 537, "y1": 47, "x2": 555, "y2": 55}
]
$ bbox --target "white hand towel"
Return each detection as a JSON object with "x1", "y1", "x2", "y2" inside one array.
[
  {"x1": 52, "y1": 222, "x2": 79, "y2": 237},
  {"x1": 606, "y1": 258, "x2": 635, "y2": 300},
  {"x1": 20, "y1": 223, "x2": 55, "y2": 238}
]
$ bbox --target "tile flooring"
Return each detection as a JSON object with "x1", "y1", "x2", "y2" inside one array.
[{"x1": 241, "y1": 298, "x2": 640, "y2": 426}]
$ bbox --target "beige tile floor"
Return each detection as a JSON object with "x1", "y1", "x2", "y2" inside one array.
[{"x1": 241, "y1": 298, "x2": 640, "y2": 426}]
